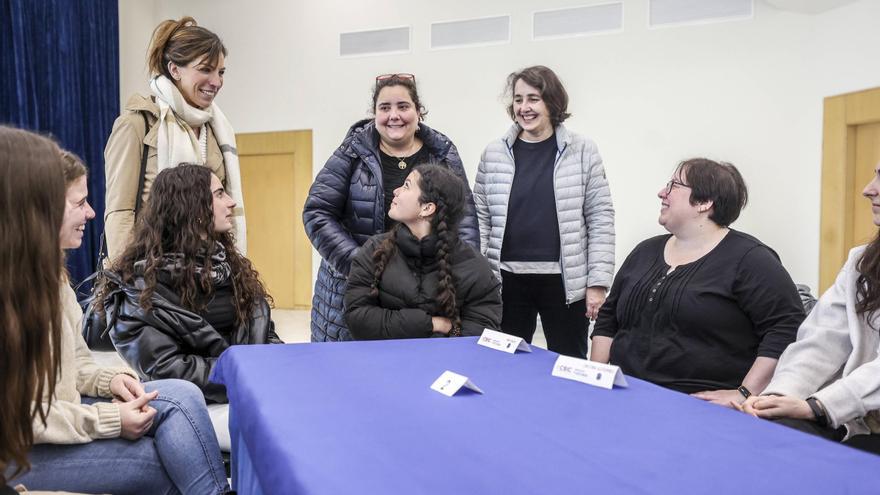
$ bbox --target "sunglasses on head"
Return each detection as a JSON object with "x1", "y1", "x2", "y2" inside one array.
[{"x1": 376, "y1": 73, "x2": 416, "y2": 84}]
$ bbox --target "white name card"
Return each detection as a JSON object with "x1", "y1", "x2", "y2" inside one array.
[
  {"x1": 551, "y1": 356, "x2": 628, "y2": 389},
  {"x1": 430, "y1": 370, "x2": 484, "y2": 397},
  {"x1": 477, "y1": 329, "x2": 532, "y2": 354}
]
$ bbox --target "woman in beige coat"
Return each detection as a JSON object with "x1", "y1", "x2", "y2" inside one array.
[{"x1": 103, "y1": 16, "x2": 245, "y2": 260}]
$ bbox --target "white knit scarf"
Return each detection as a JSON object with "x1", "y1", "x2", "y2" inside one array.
[{"x1": 150, "y1": 75, "x2": 247, "y2": 254}]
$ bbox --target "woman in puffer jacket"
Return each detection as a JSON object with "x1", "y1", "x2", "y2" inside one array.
[
  {"x1": 474, "y1": 66, "x2": 615, "y2": 358},
  {"x1": 345, "y1": 165, "x2": 501, "y2": 339},
  {"x1": 304, "y1": 74, "x2": 479, "y2": 342},
  {"x1": 98, "y1": 165, "x2": 281, "y2": 450}
]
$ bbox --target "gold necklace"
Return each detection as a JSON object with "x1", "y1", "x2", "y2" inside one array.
[{"x1": 381, "y1": 141, "x2": 417, "y2": 170}]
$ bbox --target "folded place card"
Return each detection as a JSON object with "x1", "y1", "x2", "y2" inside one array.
[
  {"x1": 430, "y1": 370, "x2": 484, "y2": 397},
  {"x1": 551, "y1": 355, "x2": 628, "y2": 390},
  {"x1": 477, "y1": 329, "x2": 532, "y2": 354}
]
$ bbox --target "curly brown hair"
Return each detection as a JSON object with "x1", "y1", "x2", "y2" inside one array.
[
  {"x1": 99, "y1": 165, "x2": 268, "y2": 323},
  {"x1": 856, "y1": 234, "x2": 880, "y2": 327},
  {"x1": 370, "y1": 164, "x2": 465, "y2": 332}
]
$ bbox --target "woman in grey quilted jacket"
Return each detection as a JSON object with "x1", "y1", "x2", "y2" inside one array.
[{"x1": 473, "y1": 66, "x2": 615, "y2": 358}]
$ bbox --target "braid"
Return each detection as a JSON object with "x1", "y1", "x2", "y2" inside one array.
[
  {"x1": 370, "y1": 224, "x2": 400, "y2": 297},
  {"x1": 433, "y1": 197, "x2": 460, "y2": 330}
]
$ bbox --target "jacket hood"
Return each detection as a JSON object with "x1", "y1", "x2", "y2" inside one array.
[{"x1": 342, "y1": 118, "x2": 454, "y2": 162}]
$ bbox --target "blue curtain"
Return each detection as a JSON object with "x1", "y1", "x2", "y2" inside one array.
[{"x1": 0, "y1": 0, "x2": 119, "y2": 288}]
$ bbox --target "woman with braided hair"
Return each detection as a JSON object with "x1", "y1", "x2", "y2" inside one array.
[{"x1": 344, "y1": 164, "x2": 501, "y2": 340}]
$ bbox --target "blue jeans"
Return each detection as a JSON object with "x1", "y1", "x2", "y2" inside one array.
[{"x1": 10, "y1": 379, "x2": 229, "y2": 494}]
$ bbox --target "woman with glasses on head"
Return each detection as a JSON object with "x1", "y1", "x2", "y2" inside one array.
[
  {"x1": 474, "y1": 65, "x2": 615, "y2": 358},
  {"x1": 591, "y1": 158, "x2": 804, "y2": 408},
  {"x1": 304, "y1": 73, "x2": 479, "y2": 342},
  {"x1": 737, "y1": 160, "x2": 880, "y2": 456},
  {"x1": 104, "y1": 16, "x2": 245, "y2": 261}
]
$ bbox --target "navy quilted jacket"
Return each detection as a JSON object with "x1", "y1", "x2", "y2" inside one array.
[{"x1": 303, "y1": 119, "x2": 480, "y2": 341}]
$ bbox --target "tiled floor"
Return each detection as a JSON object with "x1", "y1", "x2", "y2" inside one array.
[{"x1": 272, "y1": 309, "x2": 549, "y2": 349}]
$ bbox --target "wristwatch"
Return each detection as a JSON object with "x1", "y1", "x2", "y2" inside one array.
[
  {"x1": 737, "y1": 385, "x2": 752, "y2": 400},
  {"x1": 806, "y1": 397, "x2": 829, "y2": 427}
]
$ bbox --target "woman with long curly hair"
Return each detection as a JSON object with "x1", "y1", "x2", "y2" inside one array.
[
  {"x1": 344, "y1": 164, "x2": 501, "y2": 340},
  {"x1": 740, "y1": 160, "x2": 880, "y2": 455},
  {"x1": 98, "y1": 164, "x2": 281, "y2": 450},
  {"x1": 3, "y1": 135, "x2": 229, "y2": 494}
]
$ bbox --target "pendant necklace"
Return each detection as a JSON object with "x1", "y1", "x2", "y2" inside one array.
[{"x1": 382, "y1": 141, "x2": 417, "y2": 170}]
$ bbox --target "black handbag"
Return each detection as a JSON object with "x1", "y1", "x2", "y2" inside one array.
[
  {"x1": 77, "y1": 233, "x2": 114, "y2": 350},
  {"x1": 79, "y1": 112, "x2": 150, "y2": 351}
]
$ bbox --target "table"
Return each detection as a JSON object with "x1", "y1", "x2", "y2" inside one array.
[{"x1": 211, "y1": 337, "x2": 880, "y2": 494}]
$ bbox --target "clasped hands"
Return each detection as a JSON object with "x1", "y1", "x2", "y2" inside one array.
[
  {"x1": 109, "y1": 374, "x2": 159, "y2": 440},
  {"x1": 691, "y1": 387, "x2": 814, "y2": 421}
]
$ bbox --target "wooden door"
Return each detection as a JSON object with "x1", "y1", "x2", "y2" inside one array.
[
  {"x1": 237, "y1": 130, "x2": 313, "y2": 309},
  {"x1": 821, "y1": 87, "x2": 880, "y2": 292}
]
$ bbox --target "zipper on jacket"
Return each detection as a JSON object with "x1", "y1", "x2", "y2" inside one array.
[{"x1": 552, "y1": 142, "x2": 572, "y2": 304}]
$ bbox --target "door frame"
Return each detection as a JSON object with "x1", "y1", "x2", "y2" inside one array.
[{"x1": 820, "y1": 86, "x2": 880, "y2": 292}]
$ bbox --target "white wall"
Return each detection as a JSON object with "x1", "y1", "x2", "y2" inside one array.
[{"x1": 119, "y1": 0, "x2": 880, "y2": 291}]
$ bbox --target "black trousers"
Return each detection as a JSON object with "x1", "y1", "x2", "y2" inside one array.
[
  {"x1": 500, "y1": 270, "x2": 588, "y2": 358},
  {"x1": 774, "y1": 417, "x2": 880, "y2": 456}
]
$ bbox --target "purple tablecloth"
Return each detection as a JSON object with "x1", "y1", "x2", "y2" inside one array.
[{"x1": 211, "y1": 337, "x2": 880, "y2": 494}]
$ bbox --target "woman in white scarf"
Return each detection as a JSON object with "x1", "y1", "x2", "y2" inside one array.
[{"x1": 104, "y1": 16, "x2": 245, "y2": 260}]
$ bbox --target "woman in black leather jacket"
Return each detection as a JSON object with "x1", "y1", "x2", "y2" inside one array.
[
  {"x1": 98, "y1": 164, "x2": 281, "y2": 404},
  {"x1": 344, "y1": 164, "x2": 501, "y2": 340}
]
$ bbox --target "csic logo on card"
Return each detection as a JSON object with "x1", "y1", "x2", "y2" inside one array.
[
  {"x1": 477, "y1": 329, "x2": 532, "y2": 354},
  {"x1": 551, "y1": 355, "x2": 628, "y2": 390}
]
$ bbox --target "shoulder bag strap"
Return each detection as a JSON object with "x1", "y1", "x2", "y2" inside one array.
[{"x1": 134, "y1": 111, "x2": 149, "y2": 218}]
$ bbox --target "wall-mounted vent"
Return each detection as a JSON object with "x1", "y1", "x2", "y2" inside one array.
[
  {"x1": 339, "y1": 27, "x2": 410, "y2": 57},
  {"x1": 649, "y1": 0, "x2": 753, "y2": 27},
  {"x1": 430, "y1": 15, "x2": 510, "y2": 49},
  {"x1": 533, "y1": 3, "x2": 623, "y2": 40}
]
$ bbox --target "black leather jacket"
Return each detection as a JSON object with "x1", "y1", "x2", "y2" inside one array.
[{"x1": 103, "y1": 271, "x2": 282, "y2": 403}]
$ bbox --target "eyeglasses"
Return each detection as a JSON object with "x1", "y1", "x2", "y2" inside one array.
[
  {"x1": 376, "y1": 73, "x2": 416, "y2": 84},
  {"x1": 664, "y1": 179, "x2": 691, "y2": 196}
]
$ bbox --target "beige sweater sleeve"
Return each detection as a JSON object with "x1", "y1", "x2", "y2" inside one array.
[
  {"x1": 74, "y1": 327, "x2": 138, "y2": 398},
  {"x1": 103, "y1": 113, "x2": 145, "y2": 261},
  {"x1": 32, "y1": 397, "x2": 123, "y2": 445},
  {"x1": 31, "y1": 285, "x2": 138, "y2": 445}
]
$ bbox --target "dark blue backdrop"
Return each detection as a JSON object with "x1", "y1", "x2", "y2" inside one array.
[{"x1": 0, "y1": 0, "x2": 119, "y2": 287}]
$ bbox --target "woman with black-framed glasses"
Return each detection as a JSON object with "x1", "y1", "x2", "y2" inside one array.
[
  {"x1": 591, "y1": 158, "x2": 805, "y2": 408},
  {"x1": 303, "y1": 73, "x2": 479, "y2": 342}
]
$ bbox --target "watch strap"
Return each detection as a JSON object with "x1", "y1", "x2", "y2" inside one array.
[{"x1": 806, "y1": 397, "x2": 829, "y2": 427}]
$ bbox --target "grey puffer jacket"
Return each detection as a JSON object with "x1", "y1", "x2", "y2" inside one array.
[
  {"x1": 473, "y1": 124, "x2": 615, "y2": 303},
  {"x1": 304, "y1": 119, "x2": 480, "y2": 342}
]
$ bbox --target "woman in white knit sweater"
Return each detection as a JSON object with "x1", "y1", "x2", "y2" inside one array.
[
  {"x1": 4, "y1": 142, "x2": 230, "y2": 494},
  {"x1": 740, "y1": 160, "x2": 880, "y2": 455}
]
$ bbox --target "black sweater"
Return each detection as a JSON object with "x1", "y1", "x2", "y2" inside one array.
[
  {"x1": 344, "y1": 227, "x2": 502, "y2": 340},
  {"x1": 592, "y1": 230, "x2": 804, "y2": 394}
]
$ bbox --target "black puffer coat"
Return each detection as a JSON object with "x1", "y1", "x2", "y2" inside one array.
[
  {"x1": 344, "y1": 228, "x2": 501, "y2": 340},
  {"x1": 303, "y1": 119, "x2": 480, "y2": 342},
  {"x1": 103, "y1": 270, "x2": 281, "y2": 403}
]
